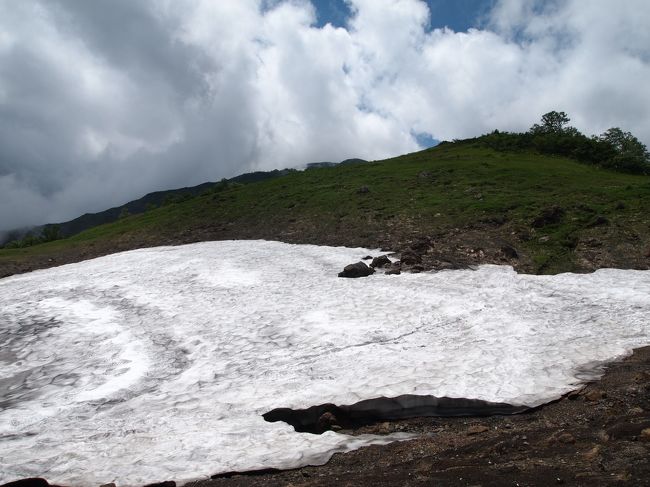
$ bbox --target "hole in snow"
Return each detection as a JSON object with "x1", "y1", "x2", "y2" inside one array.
[{"x1": 263, "y1": 394, "x2": 532, "y2": 434}]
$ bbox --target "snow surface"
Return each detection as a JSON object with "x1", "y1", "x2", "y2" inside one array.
[{"x1": 1, "y1": 240, "x2": 649, "y2": 486}]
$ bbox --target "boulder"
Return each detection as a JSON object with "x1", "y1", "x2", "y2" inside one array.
[
  {"x1": 467, "y1": 425, "x2": 489, "y2": 435},
  {"x1": 338, "y1": 262, "x2": 375, "y2": 278},
  {"x1": 409, "y1": 237, "x2": 433, "y2": 254},
  {"x1": 317, "y1": 412, "x2": 339, "y2": 431},
  {"x1": 501, "y1": 244, "x2": 519, "y2": 259},
  {"x1": 370, "y1": 255, "x2": 391, "y2": 268}
]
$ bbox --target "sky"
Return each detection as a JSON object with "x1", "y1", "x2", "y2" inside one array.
[{"x1": 1, "y1": 0, "x2": 649, "y2": 232}]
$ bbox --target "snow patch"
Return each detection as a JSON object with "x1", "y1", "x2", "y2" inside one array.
[{"x1": 0, "y1": 240, "x2": 649, "y2": 486}]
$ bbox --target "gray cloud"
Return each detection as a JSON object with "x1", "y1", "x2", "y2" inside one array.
[{"x1": 0, "y1": 0, "x2": 649, "y2": 232}]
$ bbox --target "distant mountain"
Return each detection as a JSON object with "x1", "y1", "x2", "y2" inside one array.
[
  {"x1": 306, "y1": 159, "x2": 367, "y2": 170},
  {"x1": 1, "y1": 161, "x2": 365, "y2": 247},
  {"x1": 306, "y1": 162, "x2": 337, "y2": 169},
  {"x1": 1, "y1": 168, "x2": 297, "y2": 246}
]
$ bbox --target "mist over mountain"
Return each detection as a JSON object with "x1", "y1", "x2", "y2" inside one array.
[{"x1": 1, "y1": 0, "x2": 649, "y2": 233}]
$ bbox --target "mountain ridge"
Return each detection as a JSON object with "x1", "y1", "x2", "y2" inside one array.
[{"x1": 1, "y1": 160, "x2": 367, "y2": 247}]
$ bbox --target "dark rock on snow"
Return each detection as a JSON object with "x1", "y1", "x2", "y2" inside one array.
[
  {"x1": 338, "y1": 262, "x2": 375, "y2": 278},
  {"x1": 370, "y1": 255, "x2": 391, "y2": 268},
  {"x1": 318, "y1": 412, "x2": 340, "y2": 431}
]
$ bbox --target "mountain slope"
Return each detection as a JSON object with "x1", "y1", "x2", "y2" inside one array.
[
  {"x1": 1, "y1": 141, "x2": 649, "y2": 277},
  {"x1": 1, "y1": 169, "x2": 299, "y2": 246}
]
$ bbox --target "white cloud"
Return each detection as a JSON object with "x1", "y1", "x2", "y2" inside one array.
[{"x1": 0, "y1": 0, "x2": 649, "y2": 231}]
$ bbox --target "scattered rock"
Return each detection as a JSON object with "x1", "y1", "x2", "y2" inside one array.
[
  {"x1": 607, "y1": 421, "x2": 650, "y2": 440},
  {"x1": 409, "y1": 237, "x2": 433, "y2": 254},
  {"x1": 318, "y1": 412, "x2": 339, "y2": 431},
  {"x1": 385, "y1": 269, "x2": 401, "y2": 275},
  {"x1": 418, "y1": 171, "x2": 431, "y2": 179},
  {"x1": 633, "y1": 371, "x2": 650, "y2": 382},
  {"x1": 100, "y1": 484, "x2": 116, "y2": 487},
  {"x1": 556, "y1": 432, "x2": 576, "y2": 444},
  {"x1": 597, "y1": 430, "x2": 610, "y2": 443},
  {"x1": 467, "y1": 425, "x2": 489, "y2": 435},
  {"x1": 370, "y1": 255, "x2": 391, "y2": 268},
  {"x1": 400, "y1": 249, "x2": 422, "y2": 266},
  {"x1": 338, "y1": 262, "x2": 375, "y2": 278},
  {"x1": 567, "y1": 390, "x2": 581, "y2": 400},
  {"x1": 357, "y1": 186, "x2": 369, "y2": 194},
  {"x1": 376, "y1": 422, "x2": 391, "y2": 434},
  {"x1": 532, "y1": 206, "x2": 565, "y2": 228},
  {"x1": 641, "y1": 428, "x2": 650, "y2": 442},
  {"x1": 143, "y1": 482, "x2": 176, "y2": 487},
  {"x1": 584, "y1": 390, "x2": 606, "y2": 402},
  {"x1": 500, "y1": 244, "x2": 519, "y2": 259},
  {"x1": 362, "y1": 255, "x2": 373, "y2": 260},
  {"x1": 583, "y1": 445, "x2": 601, "y2": 461}
]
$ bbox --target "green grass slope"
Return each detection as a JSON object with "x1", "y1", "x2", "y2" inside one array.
[{"x1": 2, "y1": 141, "x2": 649, "y2": 277}]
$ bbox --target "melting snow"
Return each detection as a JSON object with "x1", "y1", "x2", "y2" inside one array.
[{"x1": 1, "y1": 240, "x2": 649, "y2": 485}]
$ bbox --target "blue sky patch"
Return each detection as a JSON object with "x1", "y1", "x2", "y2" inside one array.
[{"x1": 312, "y1": 0, "x2": 496, "y2": 31}]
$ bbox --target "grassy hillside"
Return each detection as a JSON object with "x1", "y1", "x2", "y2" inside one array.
[{"x1": 1, "y1": 141, "x2": 649, "y2": 277}]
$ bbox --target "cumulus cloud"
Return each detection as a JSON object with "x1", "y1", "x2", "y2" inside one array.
[{"x1": 0, "y1": 0, "x2": 649, "y2": 231}]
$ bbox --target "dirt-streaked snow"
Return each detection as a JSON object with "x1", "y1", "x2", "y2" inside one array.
[{"x1": 1, "y1": 240, "x2": 649, "y2": 485}]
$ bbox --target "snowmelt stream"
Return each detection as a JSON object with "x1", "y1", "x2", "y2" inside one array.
[{"x1": 1, "y1": 240, "x2": 649, "y2": 485}]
